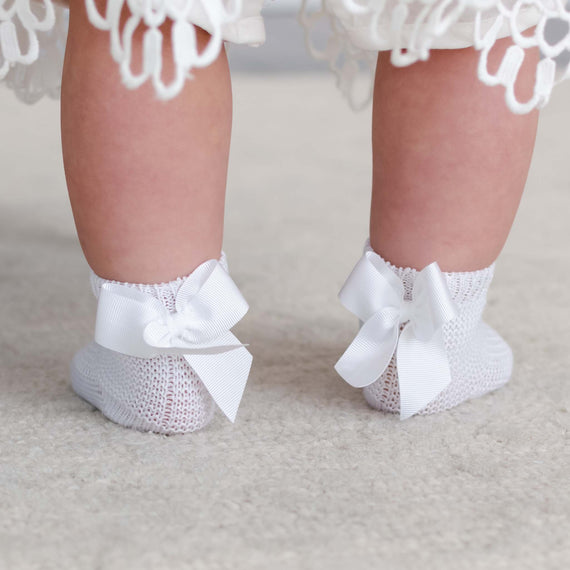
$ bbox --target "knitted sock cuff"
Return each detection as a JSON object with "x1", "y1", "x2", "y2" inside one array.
[
  {"x1": 89, "y1": 271, "x2": 182, "y2": 309},
  {"x1": 88, "y1": 251, "x2": 229, "y2": 309},
  {"x1": 364, "y1": 240, "x2": 495, "y2": 304}
]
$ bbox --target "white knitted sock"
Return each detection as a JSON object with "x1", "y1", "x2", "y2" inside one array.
[
  {"x1": 362, "y1": 250, "x2": 513, "y2": 415},
  {"x1": 70, "y1": 264, "x2": 228, "y2": 434}
]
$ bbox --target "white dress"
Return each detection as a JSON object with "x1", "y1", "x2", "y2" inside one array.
[{"x1": 0, "y1": 0, "x2": 567, "y2": 113}]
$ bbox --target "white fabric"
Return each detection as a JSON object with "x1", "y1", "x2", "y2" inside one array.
[
  {"x1": 1, "y1": 0, "x2": 568, "y2": 112},
  {"x1": 0, "y1": 0, "x2": 265, "y2": 102},
  {"x1": 94, "y1": 259, "x2": 252, "y2": 422},
  {"x1": 335, "y1": 248, "x2": 459, "y2": 419},
  {"x1": 340, "y1": 241, "x2": 513, "y2": 416},
  {"x1": 71, "y1": 252, "x2": 252, "y2": 434},
  {"x1": 299, "y1": 0, "x2": 562, "y2": 112}
]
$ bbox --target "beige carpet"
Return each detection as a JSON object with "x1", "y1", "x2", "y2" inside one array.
[{"x1": 1, "y1": 74, "x2": 569, "y2": 569}]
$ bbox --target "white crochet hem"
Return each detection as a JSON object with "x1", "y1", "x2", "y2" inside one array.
[
  {"x1": 1, "y1": 0, "x2": 569, "y2": 112},
  {"x1": 299, "y1": 0, "x2": 570, "y2": 113},
  {"x1": 0, "y1": 0, "x2": 264, "y2": 103}
]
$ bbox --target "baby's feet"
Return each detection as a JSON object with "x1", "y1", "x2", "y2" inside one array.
[
  {"x1": 71, "y1": 256, "x2": 251, "y2": 434},
  {"x1": 336, "y1": 242, "x2": 513, "y2": 418}
]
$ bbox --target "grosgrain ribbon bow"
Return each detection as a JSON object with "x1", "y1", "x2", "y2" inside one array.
[
  {"x1": 335, "y1": 250, "x2": 459, "y2": 420},
  {"x1": 94, "y1": 259, "x2": 252, "y2": 422}
]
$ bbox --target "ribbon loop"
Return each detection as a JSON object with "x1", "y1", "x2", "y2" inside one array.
[
  {"x1": 335, "y1": 249, "x2": 459, "y2": 420},
  {"x1": 94, "y1": 258, "x2": 252, "y2": 422}
]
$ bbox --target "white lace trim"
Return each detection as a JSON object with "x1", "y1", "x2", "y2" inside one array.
[
  {"x1": 299, "y1": 0, "x2": 569, "y2": 113},
  {"x1": 0, "y1": 0, "x2": 67, "y2": 102},
  {"x1": 0, "y1": 0, "x2": 244, "y2": 101},
  {"x1": 1, "y1": 0, "x2": 569, "y2": 112},
  {"x1": 84, "y1": 0, "x2": 242, "y2": 97}
]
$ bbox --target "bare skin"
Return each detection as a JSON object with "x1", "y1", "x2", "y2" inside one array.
[
  {"x1": 370, "y1": 36, "x2": 540, "y2": 272},
  {"x1": 62, "y1": 5, "x2": 539, "y2": 282},
  {"x1": 61, "y1": 1, "x2": 232, "y2": 283}
]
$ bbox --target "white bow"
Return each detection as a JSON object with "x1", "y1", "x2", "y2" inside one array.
[
  {"x1": 94, "y1": 259, "x2": 252, "y2": 423},
  {"x1": 335, "y1": 250, "x2": 459, "y2": 420}
]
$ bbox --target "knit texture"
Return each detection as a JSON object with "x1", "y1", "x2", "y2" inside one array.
[
  {"x1": 69, "y1": 263, "x2": 233, "y2": 435},
  {"x1": 362, "y1": 249, "x2": 513, "y2": 415}
]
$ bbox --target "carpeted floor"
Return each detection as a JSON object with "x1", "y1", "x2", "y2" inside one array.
[{"x1": 0, "y1": 73, "x2": 569, "y2": 569}]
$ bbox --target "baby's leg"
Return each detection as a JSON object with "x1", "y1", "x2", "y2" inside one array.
[
  {"x1": 62, "y1": 1, "x2": 241, "y2": 433},
  {"x1": 370, "y1": 36, "x2": 539, "y2": 271},
  {"x1": 364, "y1": 37, "x2": 539, "y2": 415},
  {"x1": 62, "y1": 0, "x2": 231, "y2": 283}
]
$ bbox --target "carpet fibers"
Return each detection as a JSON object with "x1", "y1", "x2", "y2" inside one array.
[{"x1": 0, "y1": 74, "x2": 569, "y2": 569}]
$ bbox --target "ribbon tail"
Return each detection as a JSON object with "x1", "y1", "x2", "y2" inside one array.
[
  {"x1": 396, "y1": 325, "x2": 452, "y2": 420},
  {"x1": 335, "y1": 311, "x2": 399, "y2": 388},
  {"x1": 183, "y1": 331, "x2": 252, "y2": 423}
]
